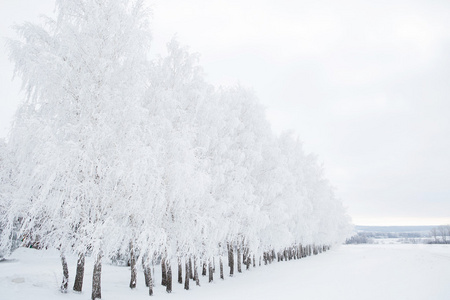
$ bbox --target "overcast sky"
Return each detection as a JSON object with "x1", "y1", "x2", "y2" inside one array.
[{"x1": 1, "y1": 0, "x2": 450, "y2": 226}]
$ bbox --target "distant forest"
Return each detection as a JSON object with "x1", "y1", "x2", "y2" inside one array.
[{"x1": 346, "y1": 225, "x2": 450, "y2": 244}]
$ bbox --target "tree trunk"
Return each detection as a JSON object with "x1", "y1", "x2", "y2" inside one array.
[
  {"x1": 142, "y1": 256, "x2": 153, "y2": 295},
  {"x1": 60, "y1": 252, "x2": 69, "y2": 293},
  {"x1": 244, "y1": 248, "x2": 250, "y2": 270},
  {"x1": 142, "y1": 256, "x2": 150, "y2": 287},
  {"x1": 166, "y1": 261, "x2": 172, "y2": 293},
  {"x1": 194, "y1": 256, "x2": 200, "y2": 286},
  {"x1": 161, "y1": 257, "x2": 167, "y2": 286},
  {"x1": 208, "y1": 261, "x2": 213, "y2": 283},
  {"x1": 184, "y1": 260, "x2": 190, "y2": 290},
  {"x1": 91, "y1": 252, "x2": 102, "y2": 300},
  {"x1": 129, "y1": 243, "x2": 137, "y2": 289},
  {"x1": 189, "y1": 257, "x2": 193, "y2": 279},
  {"x1": 237, "y1": 247, "x2": 242, "y2": 273},
  {"x1": 202, "y1": 261, "x2": 207, "y2": 276},
  {"x1": 178, "y1": 257, "x2": 183, "y2": 284},
  {"x1": 228, "y1": 243, "x2": 234, "y2": 277},
  {"x1": 219, "y1": 256, "x2": 224, "y2": 279},
  {"x1": 149, "y1": 277, "x2": 154, "y2": 296},
  {"x1": 253, "y1": 255, "x2": 256, "y2": 268},
  {"x1": 73, "y1": 252, "x2": 85, "y2": 292},
  {"x1": 143, "y1": 265, "x2": 150, "y2": 287}
]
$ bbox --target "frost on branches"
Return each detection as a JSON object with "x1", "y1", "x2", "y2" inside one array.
[{"x1": 0, "y1": 0, "x2": 353, "y2": 299}]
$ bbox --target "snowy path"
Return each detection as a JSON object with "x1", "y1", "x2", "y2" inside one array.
[{"x1": 1, "y1": 244, "x2": 449, "y2": 300}]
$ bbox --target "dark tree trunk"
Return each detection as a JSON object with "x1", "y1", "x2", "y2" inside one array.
[
  {"x1": 202, "y1": 261, "x2": 207, "y2": 276},
  {"x1": 142, "y1": 256, "x2": 153, "y2": 295},
  {"x1": 149, "y1": 278, "x2": 154, "y2": 296},
  {"x1": 237, "y1": 247, "x2": 242, "y2": 273},
  {"x1": 60, "y1": 252, "x2": 69, "y2": 293},
  {"x1": 166, "y1": 261, "x2": 172, "y2": 293},
  {"x1": 253, "y1": 254, "x2": 256, "y2": 268},
  {"x1": 189, "y1": 257, "x2": 193, "y2": 279},
  {"x1": 148, "y1": 265, "x2": 154, "y2": 296},
  {"x1": 184, "y1": 260, "x2": 190, "y2": 290},
  {"x1": 143, "y1": 264, "x2": 150, "y2": 287},
  {"x1": 178, "y1": 257, "x2": 183, "y2": 284},
  {"x1": 161, "y1": 257, "x2": 167, "y2": 286},
  {"x1": 208, "y1": 261, "x2": 213, "y2": 283},
  {"x1": 245, "y1": 249, "x2": 250, "y2": 270},
  {"x1": 194, "y1": 256, "x2": 200, "y2": 286},
  {"x1": 243, "y1": 247, "x2": 249, "y2": 269},
  {"x1": 73, "y1": 252, "x2": 85, "y2": 292},
  {"x1": 129, "y1": 243, "x2": 137, "y2": 289},
  {"x1": 228, "y1": 243, "x2": 234, "y2": 277},
  {"x1": 219, "y1": 256, "x2": 224, "y2": 279},
  {"x1": 91, "y1": 252, "x2": 102, "y2": 300},
  {"x1": 142, "y1": 255, "x2": 150, "y2": 287}
]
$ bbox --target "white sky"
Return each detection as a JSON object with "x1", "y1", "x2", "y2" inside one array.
[{"x1": 1, "y1": 0, "x2": 450, "y2": 226}]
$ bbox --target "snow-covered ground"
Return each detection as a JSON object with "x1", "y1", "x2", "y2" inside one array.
[{"x1": 1, "y1": 244, "x2": 449, "y2": 300}]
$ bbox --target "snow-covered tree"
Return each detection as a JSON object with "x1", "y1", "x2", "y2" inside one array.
[
  {"x1": 5, "y1": 0, "x2": 152, "y2": 298},
  {"x1": 1, "y1": 0, "x2": 353, "y2": 297}
]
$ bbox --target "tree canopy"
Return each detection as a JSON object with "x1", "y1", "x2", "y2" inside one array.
[{"x1": 0, "y1": 0, "x2": 352, "y2": 297}]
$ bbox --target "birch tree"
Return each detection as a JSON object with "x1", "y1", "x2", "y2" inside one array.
[{"x1": 5, "y1": 0, "x2": 152, "y2": 298}]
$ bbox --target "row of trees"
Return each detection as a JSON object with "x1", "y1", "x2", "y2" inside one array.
[
  {"x1": 0, "y1": 0, "x2": 352, "y2": 299},
  {"x1": 430, "y1": 225, "x2": 450, "y2": 244}
]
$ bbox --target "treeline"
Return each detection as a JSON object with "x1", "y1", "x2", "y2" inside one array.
[
  {"x1": 345, "y1": 233, "x2": 373, "y2": 244},
  {"x1": 429, "y1": 225, "x2": 450, "y2": 244},
  {"x1": 0, "y1": 1, "x2": 352, "y2": 299},
  {"x1": 346, "y1": 231, "x2": 427, "y2": 243},
  {"x1": 345, "y1": 226, "x2": 450, "y2": 245}
]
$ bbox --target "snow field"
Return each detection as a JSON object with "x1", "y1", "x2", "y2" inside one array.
[{"x1": 1, "y1": 244, "x2": 449, "y2": 300}]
